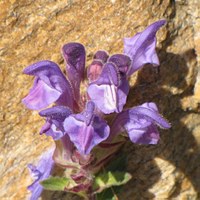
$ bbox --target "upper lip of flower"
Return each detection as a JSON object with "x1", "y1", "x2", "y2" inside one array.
[{"x1": 22, "y1": 60, "x2": 74, "y2": 110}]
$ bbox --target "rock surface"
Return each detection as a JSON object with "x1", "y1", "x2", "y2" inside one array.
[{"x1": 0, "y1": 0, "x2": 200, "y2": 199}]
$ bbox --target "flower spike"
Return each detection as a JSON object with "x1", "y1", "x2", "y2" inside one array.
[{"x1": 23, "y1": 21, "x2": 171, "y2": 199}]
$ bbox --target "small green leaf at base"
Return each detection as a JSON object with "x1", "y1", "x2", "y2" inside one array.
[
  {"x1": 96, "y1": 188, "x2": 119, "y2": 200},
  {"x1": 93, "y1": 171, "x2": 132, "y2": 193},
  {"x1": 40, "y1": 177, "x2": 70, "y2": 191}
]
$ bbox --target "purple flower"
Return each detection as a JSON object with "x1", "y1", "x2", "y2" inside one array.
[
  {"x1": 88, "y1": 61, "x2": 130, "y2": 114},
  {"x1": 39, "y1": 106, "x2": 76, "y2": 162},
  {"x1": 63, "y1": 101, "x2": 110, "y2": 155},
  {"x1": 88, "y1": 20, "x2": 165, "y2": 114},
  {"x1": 111, "y1": 102, "x2": 171, "y2": 144},
  {"x1": 124, "y1": 20, "x2": 166, "y2": 76},
  {"x1": 27, "y1": 148, "x2": 54, "y2": 200},
  {"x1": 39, "y1": 103, "x2": 110, "y2": 155},
  {"x1": 39, "y1": 106, "x2": 72, "y2": 140},
  {"x1": 22, "y1": 61, "x2": 74, "y2": 110},
  {"x1": 62, "y1": 43, "x2": 86, "y2": 102}
]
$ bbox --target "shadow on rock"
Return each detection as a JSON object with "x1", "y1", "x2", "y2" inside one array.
[{"x1": 123, "y1": 47, "x2": 200, "y2": 199}]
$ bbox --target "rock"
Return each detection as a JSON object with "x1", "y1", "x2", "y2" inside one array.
[{"x1": 0, "y1": 0, "x2": 200, "y2": 199}]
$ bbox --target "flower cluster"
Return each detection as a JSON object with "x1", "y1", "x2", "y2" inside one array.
[{"x1": 23, "y1": 20, "x2": 170, "y2": 200}]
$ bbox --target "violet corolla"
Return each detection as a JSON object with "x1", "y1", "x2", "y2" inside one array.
[
  {"x1": 27, "y1": 148, "x2": 54, "y2": 200},
  {"x1": 23, "y1": 20, "x2": 170, "y2": 199}
]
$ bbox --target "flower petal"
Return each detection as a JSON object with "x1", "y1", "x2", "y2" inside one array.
[
  {"x1": 87, "y1": 60, "x2": 104, "y2": 82},
  {"x1": 95, "y1": 63, "x2": 120, "y2": 86},
  {"x1": 88, "y1": 63, "x2": 129, "y2": 114},
  {"x1": 93, "y1": 50, "x2": 109, "y2": 63},
  {"x1": 64, "y1": 116, "x2": 110, "y2": 155},
  {"x1": 129, "y1": 103, "x2": 171, "y2": 129},
  {"x1": 88, "y1": 84, "x2": 117, "y2": 114},
  {"x1": 124, "y1": 20, "x2": 166, "y2": 76},
  {"x1": 87, "y1": 51, "x2": 109, "y2": 82},
  {"x1": 83, "y1": 101, "x2": 95, "y2": 126},
  {"x1": 22, "y1": 78, "x2": 61, "y2": 110},
  {"x1": 63, "y1": 102, "x2": 110, "y2": 154},
  {"x1": 28, "y1": 148, "x2": 54, "y2": 200},
  {"x1": 126, "y1": 124, "x2": 160, "y2": 144},
  {"x1": 41, "y1": 123, "x2": 64, "y2": 140},
  {"x1": 111, "y1": 102, "x2": 170, "y2": 144},
  {"x1": 23, "y1": 60, "x2": 74, "y2": 110},
  {"x1": 62, "y1": 43, "x2": 86, "y2": 101},
  {"x1": 117, "y1": 77, "x2": 130, "y2": 112},
  {"x1": 39, "y1": 106, "x2": 72, "y2": 140}
]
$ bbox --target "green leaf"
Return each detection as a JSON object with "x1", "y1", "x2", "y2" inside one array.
[
  {"x1": 41, "y1": 176, "x2": 89, "y2": 199},
  {"x1": 105, "y1": 152, "x2": 127, "y2": 172},
  {"x1": 40, "y1": 176, "x2": 70, "y2": 191},
  {"x1": 93, "y1": 171, "x2": 132, "y2": 193},
  {"x1": 96, "y1": 188, "x2": 117, "y2": 200}
]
